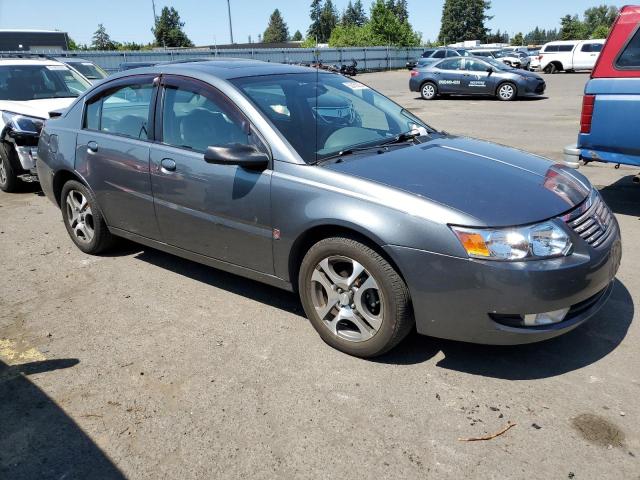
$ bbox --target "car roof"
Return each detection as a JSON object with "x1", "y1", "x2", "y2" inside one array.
[
  {"x1": 55, "y1": 57, "x2": 93, "y2": 64},
  {"x1": 110, "y1": 58, "x2": 318, "y2": 81},
  {"x1": 0, "y1": 58, "x2": 64, "y2": 67}
]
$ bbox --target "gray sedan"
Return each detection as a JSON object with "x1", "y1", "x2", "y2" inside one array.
[
  {"x1": 410, "y1": 56, "x2": 546, "y2": 101},
  {"x1": 37, "y1": 60, "x2": 620, "y2": 358}
]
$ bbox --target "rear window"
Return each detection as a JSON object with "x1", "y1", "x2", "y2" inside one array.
[
  {"x1": 543, "y1": 44, "x2": 575, "y2": 53},
  {"x1": 617, "y1": 28, "x2": 640, "y2": 69}
]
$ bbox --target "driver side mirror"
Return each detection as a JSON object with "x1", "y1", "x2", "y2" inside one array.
[
  {"x1": 486, "y1": 67, "x2": 494, "y2": 75},
  {"x1": 204, "y1": 143, "x2": 269, "y2": 170}
]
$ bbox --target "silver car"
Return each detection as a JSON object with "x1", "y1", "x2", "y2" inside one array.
[{"x1": 37, "y1": 60, "x2": 621, "y2": 357}]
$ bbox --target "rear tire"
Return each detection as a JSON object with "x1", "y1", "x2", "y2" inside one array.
[
  {"x1": 420, "y1": 82, "x2": 437, "y2": 100},
  {"x1": 61, "y1": 180, "x2": 114, "y2": 254},
  {"x1": 497, "y1": 82, "x2": 517, "y2": 101},
  {"x1": 544, "y1": 63, "x2": 559, "y2": 74},
  {"x1": 0, "y1": 143, "x2": 21, "y2": 193},
  {"x1": 299, "y1": 236, "x2": 414, "y2": 358}
]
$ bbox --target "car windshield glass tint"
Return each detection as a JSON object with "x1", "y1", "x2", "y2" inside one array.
[
  {"x1": 232, "y1": 73, "x2": 431, "y2": 164},
  {"x1": 71, "y1": 62, "x2": 108, "y2": 80},
  {"x1": 0, "y1": 65, "x2": 91, "y2": 101}
]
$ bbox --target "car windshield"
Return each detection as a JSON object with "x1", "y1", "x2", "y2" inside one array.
[
  {"x1": 232, "y1": 73, "x2": 432, "y2": 164},
  {"x1": 0, "y1": 64, "x2": 90, "y2": 101},
  {"x1": 69, "y1": 61, "x2": 108, "y2": 80}
]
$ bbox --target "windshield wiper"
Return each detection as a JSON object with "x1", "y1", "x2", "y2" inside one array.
[
  {"x1": 317, "y1": 142, "x2": 409, "y2": 164},
  {"x1": 379, "y1": 130, "x2": 421, "y2": 146}
]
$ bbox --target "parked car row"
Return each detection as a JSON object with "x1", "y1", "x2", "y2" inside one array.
[{"x1": 0, "y1": 52, "x2": 623, "y2": 357}]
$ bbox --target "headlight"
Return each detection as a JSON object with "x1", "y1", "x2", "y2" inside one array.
[
  {"x1": 452, "y1": 222, "x2": 572, "y2": 261},
  {"x1": 2, "y1": 112, "x2": 45, "y2": 134}
]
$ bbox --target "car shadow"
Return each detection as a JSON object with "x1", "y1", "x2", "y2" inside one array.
[
  {"x1": 128, "y1": 245, "x2": 632, "y2": 380},
  {"x1": 0, "y1": 358, "x2": 126, "y2": 479},
  {"x1": 599, "y1": 174, "x2": 640, "y2": 217},
  {"x1": 375, "y1": 279, "x2": 633, "y2": 379},
  {"x1": 413, "y1": 95, "x2": 548, "y2": 102},
  {"x1": 133, "y1": 247, "x2": 305, "y2": 316}
]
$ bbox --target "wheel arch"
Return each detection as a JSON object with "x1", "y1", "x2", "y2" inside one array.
[
  {"x1": 52, "y1": 169, "x2": 90, "y2": 207},
  {"x1": 420, "y1": 79, "x2": 438, "y2": 93},
  {"x1": 288, "y1": 222, "x2": 408, "y2": 294}
]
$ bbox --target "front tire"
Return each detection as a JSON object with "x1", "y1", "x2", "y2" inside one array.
[
  {"x1": 497, "y1": 82, "x2": 517, "y2": 101},
  {"x1": 0, "y1": 143, "x2": 20, "y2": 193},
  {"x1": 61, "y1": 180, "x2": 114, "y2": 254},
  {"x1": 420, "y1": 82, "x2": 437, "y2": 100},
  {"x1": 299, "y1": 237, "x2": 414, "y2": 358}
]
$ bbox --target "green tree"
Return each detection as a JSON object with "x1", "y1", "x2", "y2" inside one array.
[
  {"x1": 438, "y1": 0, "x2": 492, "y2": 44},
  {"x1": 152, "y1": 6, "x2": 194, "y2": 48},
  {"x1": 560, "y1": 14, "x2": 588, "y2": 40},
  {"x1": 291, "y1": 30, "x2": 303, "y2": 41},
  {"x1": 393, "y1": 0, "x2": 409, "y2": 23},
  {"x1": 91, "y1": 24, "x2": 117, "y2": 50},
  {"x1": 342, "y1": 0, "x2": 368, "y2": 26},
  {"x1": 67, "y1": 36, "x2": 79, "y2": 50},
  {"x1": 590, "y1": 24, "x2": 611, "y2": 39},
  {"x1": 263, "y1": 9, "x2": 289, "y2": 43},
  {"x1": 319, "y1": 0, "x2": 338, "y2": 43},
  {"x1": 584, "y1": 5, "x2": 618, "y2": 34},
  {"x1": 308, "y1": 0, "x2": 323, "y2": 42},
  {"x1": 511, "y1": 32, "x2": 524, "y2": 46}
]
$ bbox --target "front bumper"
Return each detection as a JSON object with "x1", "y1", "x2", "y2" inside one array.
[
  {"x1": 15, "y1": 145, "x2": 39, "y2": 173},
  {"x1": 385, "y1": 218, "x2": 621, "y2": 345}
]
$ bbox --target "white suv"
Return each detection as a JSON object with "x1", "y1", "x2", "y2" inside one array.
[
  {"x1": 0, "y1": 58, "x2": 91, "y2": 192},
  {"x1": 538, "y1": 40, "x2": 605, "y2": 74}
]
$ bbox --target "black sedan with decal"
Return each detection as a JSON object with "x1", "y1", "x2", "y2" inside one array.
[{"x1": 410, "y1": 56, "x2": 546, "y2": 101}]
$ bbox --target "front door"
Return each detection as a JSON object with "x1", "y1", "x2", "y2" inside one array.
[
  {"x1": 76, "y1": 76, "x2": 161, "y2": 239},
  {"x1": 461, "y1": 58, "x2": 495, "y2": 95},
  {"x1": 149, "y1": 76, "x2": 274, "y2": 274},
  {"x1": 574, "y1": 42, "x2": 602, "y2": 70}
]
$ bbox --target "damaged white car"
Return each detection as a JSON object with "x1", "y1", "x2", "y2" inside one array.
[{"x1": 0, "y1": 58, "x2": 90, "y2": 192}]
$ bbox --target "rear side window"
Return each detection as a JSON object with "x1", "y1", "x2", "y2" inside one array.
[
  {"x1": 558, "y1": 45, "x2": 575, "y2": 52},
  {"x1": 582, "y1": 43, "x2": 603, "y2": 53},
  {"x1": 84, "y1": 81, "x2": 154, "y2": 140},
  {"x1": 617, "y1": 28, "x2": 640, "y2": 69},
  {"x1": 432, "y1": 50, "x2": 446, "y2": 59},
  {"x1": 437, "y1": 58, "x2": 463, "y2": 70}
]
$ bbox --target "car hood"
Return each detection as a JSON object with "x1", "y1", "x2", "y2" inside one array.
[
  {"x1": 0, "y1": 98, "x2": 77, "y2": 119},
  {"x1": 323, "y1": 136, "x2": 590, "y2": 227}
]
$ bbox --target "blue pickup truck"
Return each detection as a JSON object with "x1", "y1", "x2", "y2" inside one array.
[{"x1": 564, "y1": 5, "x2": 640, "y2": 180}]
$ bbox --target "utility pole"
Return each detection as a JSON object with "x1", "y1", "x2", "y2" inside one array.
[
  {"x1": 226, "y1": 0, "x2": 234, "y2": 44},
  {"x1": 151, "y1": 0, "x2": 157, "y2": 23}
]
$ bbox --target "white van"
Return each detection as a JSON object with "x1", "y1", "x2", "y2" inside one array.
[{"x1": 537, "y1": 40, "x2": 605, "y2": 73}]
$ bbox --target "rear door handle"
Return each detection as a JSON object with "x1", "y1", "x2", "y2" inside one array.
[
  {"x1": 87, "y1": 141, "x2": 98, "y2": 153},
  {"x1": 160, "y1": 158, "x2": 177, "y2": 173}
]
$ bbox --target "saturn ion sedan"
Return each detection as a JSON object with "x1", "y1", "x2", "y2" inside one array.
[
  {"x1": 37, "y1": 59, "x2": 621, "y2": 358},
  {"x1": 410, "y1": 56, "x2": 546, "y2": 101}
]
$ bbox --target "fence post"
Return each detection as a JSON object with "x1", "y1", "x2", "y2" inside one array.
[{"x1": 363, "y1": 48, "x2": 367, "y2": 72}]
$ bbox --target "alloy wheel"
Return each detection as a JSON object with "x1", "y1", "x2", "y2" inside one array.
[
  {"x1": 499, "y1": 84, "x2": 515, "y2": 100},
  {"x1": 422, "y1": 83, "x2": 436, "y2": 99},
  {"x1": 65, "y1": 190, "x2": 95, "y2": 244},
  {"x1": 0, "y1": 158, "x2": 6, "y2": 186},
  {"x1": 310, "y1": 255, "x2": 384, "y2": 342}
]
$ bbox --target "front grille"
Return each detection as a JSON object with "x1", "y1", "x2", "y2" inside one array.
[{"x1": 563, "y1": 191, "x2": 614, "y2": 248}]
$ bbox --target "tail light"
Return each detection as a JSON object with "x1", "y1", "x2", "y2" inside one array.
[
  {"x1": 580, "y1": 95, "x2": 596, "y2": 134},
  {"x1": 538, "y1": 55, "x2": 543, "y2": 61},
  {"x1": 410, "y1": 70, "x2": 419, "y2": 77}
]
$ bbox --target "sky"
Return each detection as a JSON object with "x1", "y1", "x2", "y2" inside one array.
[{"x1": 0, "y1": 0, "x2": 630, "y2": 46}]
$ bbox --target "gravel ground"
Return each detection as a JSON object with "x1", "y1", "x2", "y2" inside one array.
[{"x1": 1, "y1": 71, "x2": 639, "y2": 480}]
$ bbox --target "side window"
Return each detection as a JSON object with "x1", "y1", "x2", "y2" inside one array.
[
  {"x1": 84, "y1": 81, "x2": 154, "y2": 140},
  {"x1": 432, "y1": 50, "x2": 446, "y2": 59},
  {"x1": 465, "y1": 59, "x2": 489, "y2": 72},
  {"x1": 161, "y1": 84, "x2": 254, "y2": 153},
  {"x1": 617, "y1": 28, "x2": 640, "y2": 69},
  {"x1": 581, "y1": 43, "x2": 595, "y2": 53},
  {"x1": 437, "y1": 58, "x2": 463, "y2": 70},
  {"x1": 558, "y1": 45, "x2": 575, "y2": 52}
]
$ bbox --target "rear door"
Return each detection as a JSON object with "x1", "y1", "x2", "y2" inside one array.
[
  {"x1": 434, "y1": 58, "x2": 465, "y2": 93},
  {"x1": 76, "y1": 75, "x2": 161, "y2": 239},
  {"x1": 574, "y1": 42, "x2": 603, "y2": 70},
  {"x1": 149, "y1": 75, "x2": 274, "y2": 273}
]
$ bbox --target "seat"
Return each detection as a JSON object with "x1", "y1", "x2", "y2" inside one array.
[
  {"x1": 180, "y1": 108, "x2": 247, "y2": 152},
  {"x1": 116, "y1": 115, "x2": 147, "y2": 139}
]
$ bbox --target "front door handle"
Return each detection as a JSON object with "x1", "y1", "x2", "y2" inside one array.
[
  {"x1": 160, "y1": 158, "x2": 177, "y2": 173},
  {"x1": 87, "y1": 141, "x2": 98, "y2": 153}
]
